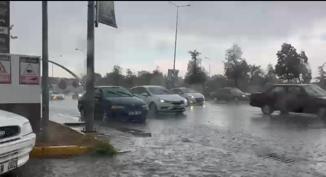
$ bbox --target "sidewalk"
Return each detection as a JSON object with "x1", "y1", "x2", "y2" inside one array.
[{"x1": 31, "y1": 121, "x2": 116, "y2": 158}]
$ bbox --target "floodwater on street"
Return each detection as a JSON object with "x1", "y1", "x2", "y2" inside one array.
[{"x1": 10, "y1": 97, "x2": 326, "y2": 176}]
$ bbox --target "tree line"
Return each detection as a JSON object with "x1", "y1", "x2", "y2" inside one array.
[{"x1": 55, "y1": 42, "x2": 326, "y2": 95}]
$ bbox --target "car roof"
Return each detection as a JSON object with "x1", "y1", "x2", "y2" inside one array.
[
  {"x1": 95, "y1": 86, "x2": 122, "y2": 89},
  {"x1": 272, "y1": 84, "x2": 312, "y2": 87},
  {"x1": 132, "y1": 85, "x2": 165, "y2": 89}
]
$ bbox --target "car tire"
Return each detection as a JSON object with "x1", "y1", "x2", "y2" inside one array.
[
  {"x1": 261, "y1": 105, "x2": 273, "y2": 115},
  {"x1": 149, "y1": 103, "x2": 158, "y2": 116},
  {"x1": 317, "y1": 108, "x2": 326, "y2": 120}
]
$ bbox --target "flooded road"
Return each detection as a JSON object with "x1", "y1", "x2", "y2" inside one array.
[{"x1": 13, "y1": 98, "x2": 326, "y2": 176}]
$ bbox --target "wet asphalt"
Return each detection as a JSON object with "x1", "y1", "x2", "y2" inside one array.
[{"x1": 5, "y1": 97, "x2": 326, "y2": 177}]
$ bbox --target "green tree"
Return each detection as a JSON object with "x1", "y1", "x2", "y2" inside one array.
[
  {"x1": 224, "y1": 44, "x2": 250, "y2": 87},
  {"x1": 184, "y1": 50, "x2": 208, "y2": 85},
  {"x1": 104, "y1": 65, "x2": 125, "y2": 86},
  {"x1": 275, "y1": 43, "x2": 301, "y2": 82},
  {"x1": 58, "y1": 79, "x2": 67, "y2": 90},
  {"x1": 298, "y1": 51, "x2": 312, "y2": 83},
  {"x1": 125, "y1": 69, "x2": 136, "y2": 88},
  {"x1": 316, "y1": 64, "x2": 326, "y2": 89}
]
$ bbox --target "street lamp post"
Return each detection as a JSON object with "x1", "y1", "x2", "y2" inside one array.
[{"x1": 169, "y1": 1, "x2": 190, "y2": 86}]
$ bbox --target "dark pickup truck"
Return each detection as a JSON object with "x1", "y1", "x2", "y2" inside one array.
[{"x1": 250, "y1": 84, "x2": 326, "y2": 119}]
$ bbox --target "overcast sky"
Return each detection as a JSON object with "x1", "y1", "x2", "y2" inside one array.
[{"x1": 10, "y1": 1, "x2": 326, "y2": 79}]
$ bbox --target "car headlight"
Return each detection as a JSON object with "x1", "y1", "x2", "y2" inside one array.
[
  {"x1": 111, "y1": 105, "x2": 125, "y2": 110},
  {"x1": 184, "y1": 99, "x2": 188, "y2": 105},
  {"x1": 21, "y1": 122, "x2": 33, "y2": 136},
  {"x1": 160, "y1": 99, "x2": 166, "y2": 103},
  {"x1": 242, "y1": 95, "x2": 246, "y2": 98}
]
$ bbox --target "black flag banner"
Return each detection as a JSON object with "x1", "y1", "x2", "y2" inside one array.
[{"x1": 97, "y1": 1, "x2": 117, "y2": 28}]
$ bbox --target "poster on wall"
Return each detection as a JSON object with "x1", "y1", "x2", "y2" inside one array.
[
  {"x1": 19, "y1": 56, "x2": 40, "y2": 85},
  {"x1": 0, "y1": 55, "x2": 10, "y2": 84}
]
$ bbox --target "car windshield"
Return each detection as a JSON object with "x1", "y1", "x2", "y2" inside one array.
[
  {"x1": 231, "y1": 88, "x2": 244, "y2": 94},
  {"x1": 303, "y1": 85, "x2": 326, "y2": 97},
  {"x1": 148, "y1": 87, "x2": 172, "y2": 95},
  {"x1": 102, "y1": 87, "x2": 133, "y2": 97},
  {"x1": 179, "y1": 88, "x2": 196, "y2": 93}
]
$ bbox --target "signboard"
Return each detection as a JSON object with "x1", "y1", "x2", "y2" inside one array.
[
  {"x1": 0, "y1": 55, "x2": 10, "y2": 83},
  {"x1": 97, "y1": 1, "x2": 117, "y2": 28},
  {"x1": 0, "y1": 1, "x2": 9, "y2": 53},
  {"x1": 19, "y1": 57, "x2": 40, "y2": 85}
]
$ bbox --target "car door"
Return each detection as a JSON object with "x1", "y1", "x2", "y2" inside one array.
[
  {"x1": 265, "y1": 86, "x2": 287, "y2": 110},
  {"x1": 286, "y1": 86, "x2": 306, "y2": 112}
]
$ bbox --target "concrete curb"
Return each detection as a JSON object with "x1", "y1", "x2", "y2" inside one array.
[{"x1": 31, "y1": 145, "x2": 92, "y2": 158}]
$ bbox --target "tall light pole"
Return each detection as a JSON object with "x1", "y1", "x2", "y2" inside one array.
[{"x1": 169, "y1": 1, "x2": 190, "y2": 86}]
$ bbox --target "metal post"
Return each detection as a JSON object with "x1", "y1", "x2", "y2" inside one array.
[
  {"x1": 41, "y1": 1, "x2": 49, "y2": 133},
  {"x1": 173, "y1": 7, "x2": 178, "y2": 72},
  {"x1": 85, "y1": 1, "x2": 95, "y2": 132}
]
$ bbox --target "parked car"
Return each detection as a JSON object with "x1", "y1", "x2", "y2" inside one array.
[
  {"x1": 170, "y1": 87, "x2": 205, "y2": 106},
  {"x1": 211, "y1": 87, "x2": 249, "y2": 101},
  {"x1": 130, "y1": 85, "x2": 188, "y2": 115},
  {"x1": 78, "y1": 86, "x2": 148, "y2": 123},
  {"x1": 250, "y1": 84, "x2": 326, "y2": 119},
  {"x1": 50, "y1": 92, "x2": 65, "y2": 100},
  {"x1": 0, "y1": 109, "x2": 36, "y2": 175}
]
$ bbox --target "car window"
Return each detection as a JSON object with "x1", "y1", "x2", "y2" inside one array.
[
  {"x1": 102, "y1": 87, "x2": 133, "y2": 97},
  {"x1": 288, "y1": 86, "x2": 303, "y2": 96},
  {"x1": 303, "y1": 85, "x2": 326, "y2": 97},
  {"x1": 148, "y1": 87, "x2": 172, "y2": 95},
  {"x1": 269, "y1": 86, "x2": 286, "y2": 96},
  {"x1": 130, "y1": 87, "x2": 140, "y2": 94}
]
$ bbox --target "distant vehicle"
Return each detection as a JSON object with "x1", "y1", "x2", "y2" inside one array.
[
  {"x1": 72, "y1": 92, "x2": 82, "y2": 100},
  {"x1": 211, "y1": 87, "x2": 249, "y2": 102},
  {"x1": 250, "y1": 84, "x2": 326, "y2": 119},
  {"x1": 78, "y1": 86, "x2": 148, "y2": 123},
  {"x1": 130, "y1": 85, "x2": 187, "y2": 115},
  {"x1": 50, "y1": 92, "x2": 65, "y2": 100},
  {"x1": 0, "y1": 110, "x2": 36, "y2": 175},
  {"x1": 170, "y1": 87, "x2": 205, "y2": 106}
]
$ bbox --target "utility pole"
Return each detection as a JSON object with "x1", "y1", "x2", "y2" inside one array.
[
  {"x1": 169, "y1": 1, "x2": 190, "y2": 87},
  {"x1": 84, "y1": 1, "x2": 95, "y2": 132},
  {"x1": 41, "y1": 1, "x2": 49, "y2": 134}
]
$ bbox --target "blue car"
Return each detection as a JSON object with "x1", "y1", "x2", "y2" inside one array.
[{"x1": 78, "y1": 86, "x2": 148, "y2": 123}]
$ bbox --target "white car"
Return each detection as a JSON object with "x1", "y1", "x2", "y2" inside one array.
[
  {"x1": 0, "y1": 110, "x2": 36, "y2": 175},
  {"x1": 50, "y1": 92, "x2": 65, "y2": 100},
  {"x1": 130, "y1": 85, "x2": 187, "y2": 115},
  {"x1": 171, "y1": 87, "x2": 205, "y2": 106}
]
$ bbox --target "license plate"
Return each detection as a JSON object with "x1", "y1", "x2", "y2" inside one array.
[
  {"x1": 0, "y1": 158, "x2": 18, "y2": 174},
  {"x1": 128, "y1": 111, "x2": 142, "y2": 116}
]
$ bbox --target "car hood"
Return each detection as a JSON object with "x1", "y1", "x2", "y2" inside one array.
[
  {"x1": 0, "y1": 110, "x2": 29, "y2": 126},
  {"x1": 184, "y1": 92, "x2": 204, "y2": 98},
  {"x1": 156, "y1": 94, "x2": 185, "y2": 102},
  {"x1": 104, "y1": 96, "x2": 146, "y2": 105}
]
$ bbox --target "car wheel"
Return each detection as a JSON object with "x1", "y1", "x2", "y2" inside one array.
[
  {"x1": 149, "y1": 103, "x2": 158, "y2": 116},
  {"x1": 317, "y1": 108, "x2": 326, "y2": 120},
  {"x1": 261, "y1": 105, "x2": 273, "y2": 115}
]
